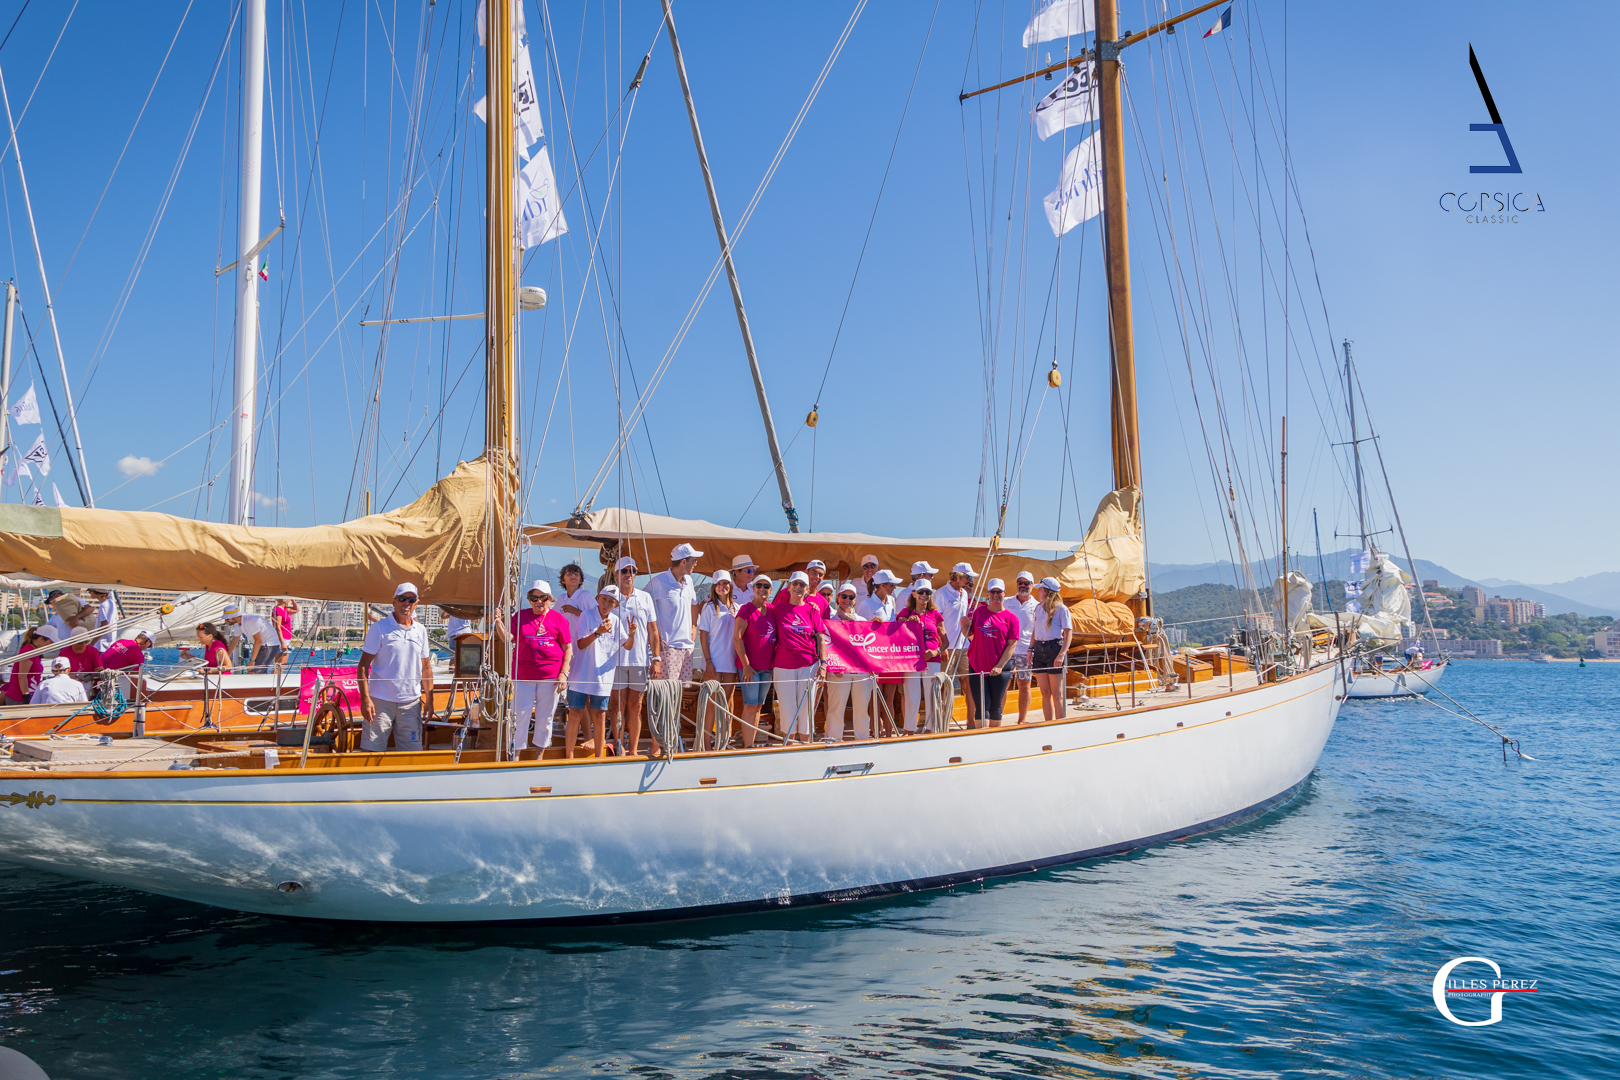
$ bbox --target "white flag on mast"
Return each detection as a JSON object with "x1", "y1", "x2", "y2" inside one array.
[
  {"x1": 1043, "y1": 130, "x2": 1105, "y2": 236},
  {"x1": 30, "y1": 486, "x2": 42, "y2": 506},
  {"x1": 1034, "y1": 63, "x2": 1098, "y2": 141},
  {"x1": 1023, "y1": 0, "x2": 1094, "y2": 47},
  {"x1": 21, "y1": 431, "x2": 50, "y2": 476},
  {"x1": 473, "y1": 0, "x2": 545, "y2": 151},
  {"x1": 17, "y1": 459, "x2": 30, "y2": 481},
  {"x1": 51, "y1": 482, "x2": 65, "y2": 508},
  {"x1": 518, "y1": 147, "x2": 568, "y2": 248},
  {"x1": 9, "y1": 383, "x2": 39, "y2": 425}
]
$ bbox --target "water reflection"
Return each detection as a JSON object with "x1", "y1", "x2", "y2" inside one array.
[{"x1": 0, "y1": 664, "x2": 1614, "y2": 1079}]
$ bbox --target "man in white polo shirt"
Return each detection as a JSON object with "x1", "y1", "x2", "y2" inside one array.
[
  {"x1": 357, "y1": 582, "x2": 433, "y2": 752},
  {"x1": 647, "y1": 542, "x2": 701, "y2": 685}
]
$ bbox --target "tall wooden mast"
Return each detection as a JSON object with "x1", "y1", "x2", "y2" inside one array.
[
  {"x1": 485, "y1": 0, "x2": 517, "y2": 468},
  {"x1": 1094, "y1": 0, "x2": 1140, "y2": 494}
]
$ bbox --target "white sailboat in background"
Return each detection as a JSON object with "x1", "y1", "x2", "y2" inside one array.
[{"x1": 0, "y1": 0, "x2": 1358, "y2": 923}]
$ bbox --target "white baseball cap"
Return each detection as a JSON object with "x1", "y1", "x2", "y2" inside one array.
[
  {"x1": 911, "y1": 561, "x2": 938, "y2": 576},
  {"x1": 806, "y1": 559, "x2": 827, "y2": 571},
  {"x1": 712, "y1": 569, "x2": 733, "y2": 585},
  {"x1": 838, "y1": 580, "x2": 858, "y2": 595},
  {"x1": 860, "y1": 553, "x2": 879, "y2": 568},
  {"x1": 528, "y1": 579, "x2": 553, "y2": 597},
  {"x1": 394, "y1": 582, "x2": 420, "y2": 599},
  {"x1": 33, "y1": 625, "x2": 59, "y2": 643},
  {"x1": 1039, "y1": 576, "x2": 1062, "y2": 592},
  {"x1": 913, "y1": 578, "x2": 935, "y2": 591},
  {"x1": 872, "y1": 569, "x2": 903, "y2": 586},
  {"x1": 671, "y1": 542, "x2": 704, "y2": 560},
  {"x1": 788, "y1": 570, "x2": 810, "y2": 585},
  {"x1": 50, "y1": 656, "x2": 71, "y2": 672},
  {"x1": 818, "y1": 581, "x2": 836, "y2": 594},
  {"x1": 952, "y1": 562, "x2": 977, "y2": 577},
  {"x1": 753, "y1": 574, "x2": 773, "y2": 587},
  {"x1": 615, "y1": 555, "x2": 638, "y2": 572},
  {"x1": 598, "y1": 584, "x2": 622, "y2": 602},
  {"x1": 986, "y1": 578, "x2": 1006, "y2": 592},
  {"x1": 1016, "y1": 570, "x2": 1035, "y2": 583}
]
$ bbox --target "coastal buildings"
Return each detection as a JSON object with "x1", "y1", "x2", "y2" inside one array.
[
  {"x1": 1592, "y1": 626, "x2": 1620, "y2": 657},
  {"x1": 1483, "y1": 597, "x2": 1545, "y2": 625}
]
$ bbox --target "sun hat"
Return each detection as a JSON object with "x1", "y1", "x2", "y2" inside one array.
[
  {"x1": 222, "y1": 603, "x2": 242, "y2": 617},
  {"x1": 731, "y1": 554, "x2": 757, "y2": 571}
]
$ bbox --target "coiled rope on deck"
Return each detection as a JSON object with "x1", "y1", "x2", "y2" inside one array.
[{"x1": 645, "y1": 678, "x2": 685, "y2": 760}]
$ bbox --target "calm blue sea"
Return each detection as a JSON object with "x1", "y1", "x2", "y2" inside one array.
[{"x1": 0, "y1": 661, "x2": 1614, "y2": 1078}]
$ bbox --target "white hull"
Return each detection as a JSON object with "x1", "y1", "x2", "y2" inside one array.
[
  {"x1": 1345, "y1": 659, "x2": 1448, "y2": 699},
  {"x1": 0, "y1": 664, "x2": 1343, "y2": 923}
]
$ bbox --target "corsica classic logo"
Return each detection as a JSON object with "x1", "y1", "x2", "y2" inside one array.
[
  {"x1": 1438, "y1": 44, "x2": 1544, "y2": 224},
  {"x1": 1432, "y1": 956, "x2": 1540, "y2": 1026}
]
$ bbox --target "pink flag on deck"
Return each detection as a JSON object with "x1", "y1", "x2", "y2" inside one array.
[
  {"x1": 296, "y1": 665, "x2": 361, "y2": 717},
  {"x1": 824, "y1": 622, "x2": 926, "y2": 675}
]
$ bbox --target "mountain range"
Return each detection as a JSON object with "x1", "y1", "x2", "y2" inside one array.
[{"x1": 1149, "y1": 549, "x2": 1620, "y2": 618}]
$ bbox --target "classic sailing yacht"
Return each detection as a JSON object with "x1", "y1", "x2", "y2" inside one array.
[{"x1": 0, "y1": 1, "x2": 1346, "y2": 923}]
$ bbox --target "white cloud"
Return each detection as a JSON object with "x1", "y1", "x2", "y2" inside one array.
[
  {"x1": 254, "y1": 492, "x2": 289, "y2": 510},
  {"x1": 116, "y1": 455, "x2": 161, "y2": 478}
]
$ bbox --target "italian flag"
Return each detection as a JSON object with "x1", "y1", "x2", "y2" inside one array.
[{"x1": 1203, "y1": 7, "x2": 1232, "y2": 38}]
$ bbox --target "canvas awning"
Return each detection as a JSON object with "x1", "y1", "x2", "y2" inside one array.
[{"x1": 0, "y1": 456, "x2": 498, "y2": 605}]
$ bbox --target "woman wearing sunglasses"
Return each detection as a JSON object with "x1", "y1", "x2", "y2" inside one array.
[
  {"x1": 961, "y1": 579, "x2": 1021, "y2": 728},
  {"x1": 896, "y1": 579, "x2": 947, "y2": 734},
  {"x1": 509, "y1": 579, "x2": 571, "y2": 757}
]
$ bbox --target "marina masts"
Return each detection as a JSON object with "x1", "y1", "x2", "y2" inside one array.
[
  {"x1": 1344, "y1": 339, "x2": 1367, "y2": 551},
  {"x1": 228, "y1": 0, "x2": 267, "y2": 526},
  {"x1": 662, "y1": 0, "x2": 800, "y2": 532}
]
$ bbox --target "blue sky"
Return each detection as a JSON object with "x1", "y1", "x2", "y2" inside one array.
[{"x1": 0, "y1": 1, "x2": 1610, "y2": 585}]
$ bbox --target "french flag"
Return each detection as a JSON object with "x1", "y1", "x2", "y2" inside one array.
[{"x1": 1203, "y1": 6, "x2": 1232, "y2": 38}]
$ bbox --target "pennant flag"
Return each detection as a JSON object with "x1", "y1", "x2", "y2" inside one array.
[
  {"x1": 21, "y1": 431, "x2": 50, "y2": 476},
  {"x1": 51, "y1": 483, "x2": 65, "y2": 508},
  {"x1": 30, "y1": 486, "x2": 42, "y2": 506},
  {"x1": 1042, "y1": 130, "x2": 1104, "y2": 236},
  {"x1": 1023, "y1": 0, "x2": 1093, "y2": 48},
  {"x1": 9, "y1": 383, "x2": 39, "y2": 425},
  {"x1": 473, "y1": 0, "x2": 544, "y2": 151},
  {"x1": 1203, "y1": 7, "x2": 1233, "y2": 38},
  {"x1": 258, "y1": 258, "x2": 269, "y2": 282},
  {"x1": 17, "y1": 459, "x2": 30, "y2": 481},
  {"x1": 518, "y1": 147, "x2": 568, "y2": 248},
  {"x1": 1034, "y1": 63, "x2": 1098, "y2": 141}
]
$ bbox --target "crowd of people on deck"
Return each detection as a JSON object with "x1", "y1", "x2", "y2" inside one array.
[
  {"x1": 0, "y1": 589, "x2": 303, "y2": 707},
  {"x1": 490, "y1": 543, "x2": 1078, "y2": 759}
]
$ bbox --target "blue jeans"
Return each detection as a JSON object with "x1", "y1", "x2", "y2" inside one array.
[
  {"x1": 739, "y1": 669, "x2": 772, "y2": 706},
  {"x1": 566, "y1": 689, "x2": 610, "y2": 711}
]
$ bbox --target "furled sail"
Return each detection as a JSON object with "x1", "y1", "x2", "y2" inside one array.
[
  {"x1": 527, "y1": 508, "x2": 1080, "y2": 580},
  {"x1": 1056, "y1": 488, "x2": 1145, "y2": 603},
  {"x1": 1352, "y1": 553, "x2": 1411, "y2": 644},
  {"x1": 0, "y1": 457, "x2": 497, "y2": 604},
  {"x1": 1272, "y1": 570, "x2": 1313, "y2": 635}
]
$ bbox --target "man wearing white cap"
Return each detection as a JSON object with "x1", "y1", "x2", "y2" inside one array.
[
  {"x1": 222, "y1": 603, "x2": 277, "y2": 672},
  {"x1": 772, "y1": 559, "x2": 831, "y2": 618},
  {"x1": 1008, "y1": 571, "x2": 1040, "y2": 723},
  {"x1": 894, "y1": 560, "x2": 939, "y2": 610},
  {"x1": 853, "y1": 554, "x2": 881, "y2": 601},
  {"x1": 608, "y1": 554, "x2": 661, "y2": 756},
  {"x1": 508, "y1": 579, "x2": 572, "y2": 758},
  {"x1": 567, "y1": 585, "x2": 636, "y2": 758},
  {"x1": 935, "y1": 563, "x2": 978, "y2": 722},
  {"x1": 31, "y1": 656, "x2": 86, "y2": 705},
  {"x1": 647, "y1": 542, "x2": 702, "y2": 686},
  {"x1": 357, "y1": 582, "x2": 434, "y2": 752}
]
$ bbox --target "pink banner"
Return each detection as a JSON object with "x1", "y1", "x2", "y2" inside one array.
[
  {"x1": 824, "y1": 621, "x2": 926, "y2": 675},
  {"x1": 296, "y1": 665, "x2": 361, "y2": 717}
]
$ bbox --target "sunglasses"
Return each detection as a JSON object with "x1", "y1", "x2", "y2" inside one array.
[
  {"x1": 753, "y1": 582, "x2": 770, "y2": 590},
  {"x1": 862, "y1": 564, "x2": 878, "y2": 570},
  {"x1": 989, "y1": 589, "x2": 1005, "y2": 595},
  {"x1": 528, "y1": 593, "x2": 546, "y2": 601},
  {"x1": 916, "y1": 589, "x2": 933, "y2": 596},
  {"x1": 618, "y1": 568, "x2": 636, "y2": 575},
  {"x1": 397, "y1": 596, "x2": 418, "y2": 604}
]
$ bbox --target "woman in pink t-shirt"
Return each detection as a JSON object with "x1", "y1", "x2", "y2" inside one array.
[
  {"x1": 509, "y1": 580, "x2": 572, "y2": 757},
  {"x1": 2, "y1": 627, "x2": 51, "y2": 704},
  {"x1": 194, "y1": 622, "x2": 233, "y2": 672},
  {"x1": 962, "y1": 579, "x2": 1021, "y2": 727},
  {"x1": 731, "y1": 575, "x2": 777, "y2": 748},
  {"x1": 896, "y1": 579, "x2": 947, "y2": 734},
  {"x1": 771, "y1": 571, "x2": 826, "y2": 743}
]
